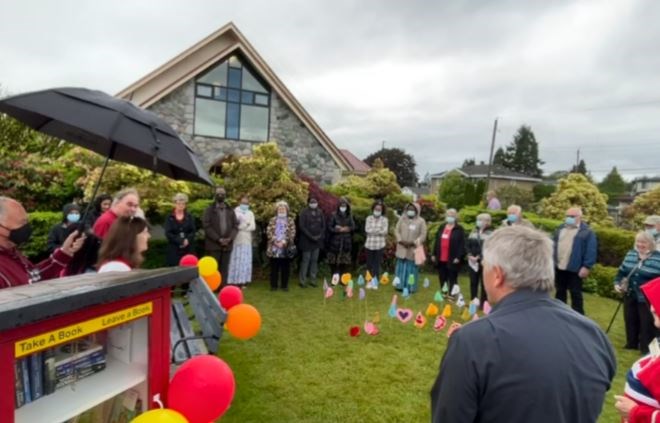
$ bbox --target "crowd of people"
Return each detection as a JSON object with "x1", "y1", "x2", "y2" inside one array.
[{"x1": 4, "y1": 187, "x2": 660, "y2": 421}]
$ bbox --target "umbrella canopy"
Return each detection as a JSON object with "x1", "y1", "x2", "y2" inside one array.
[{"x1": 0, "y1": 87, "x2": 213, "y2": 185}]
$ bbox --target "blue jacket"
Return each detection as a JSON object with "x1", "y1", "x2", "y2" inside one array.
[{"x1": 552, "y1": 222, "x2": 597, "y2": 273}]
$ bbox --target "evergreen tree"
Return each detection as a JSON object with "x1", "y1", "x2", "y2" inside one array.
[
  {"x1": 598, "y1": 166, "x2": 627, "y2": 204},
  {"x1": 438, "y1": 171, "x2": 467, "y2": 209},
  {"x1": 462, "y1": 158, "x2": 476, "y2": 168},
  {"x1": 570, "y1": 159, "x2": 588, "y2": 175},
  {"x1": 497, "y1": 125, "x2": 544, "y2": 176}
]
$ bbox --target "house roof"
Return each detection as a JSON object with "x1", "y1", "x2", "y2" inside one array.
[
  {"x1": 431, "y1": 164, "x2": 542, "y2": 182},
  {"x1": 339, "y1": 149, "x2": 370, "y2": 175},
  {"x1": 116, "y1": 22, "x2": 351, "y2": 172},
  {"x1": 633, "y1": 176, "x2": 660, "y2": 183}
]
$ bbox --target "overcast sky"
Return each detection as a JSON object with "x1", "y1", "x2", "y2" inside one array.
[{"x1": 2, "y1": 0, "x2": 660, "y2": 181}]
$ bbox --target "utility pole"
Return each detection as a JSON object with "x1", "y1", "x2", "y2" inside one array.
[
  {"x1": 576, "y1": 148, "x2": 580, "y2": 168},
  {"x1": 485, "y1": 118, "x2": 498, "y2": 192},
  {"x1": 381, "y1": 140, "x2": 386, "y2": 150}
]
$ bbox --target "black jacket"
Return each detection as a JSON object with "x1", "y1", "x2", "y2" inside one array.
[
  {"x1": 47, "y1": 223, "x2": 69, "y2": 254},
  {"x1": 431, "y1": 289, "x2": 616, "y2": 423},
  {"x1": 465, "y1": 227, "x2": 494, "y2": 258},
  {"x1": 164, "y1": 211, "x2": 196, "y2": 265},
  {"x1": 432, "y1": 223, "x2": 466, "y2": 269},
  {"x1": 327, "y1": 209, "x2": 356, "y2": 255},
  {"x1": 298, "y1": 207, "x2": 326, "y2": 252}
]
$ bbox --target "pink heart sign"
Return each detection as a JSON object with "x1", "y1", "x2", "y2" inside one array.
[
  {"x1": 433, "y1": 315, "x2": 447, "y2": 332},
  {"x1": 396, "y1": 308, "x2": 413, "y2": 323}
]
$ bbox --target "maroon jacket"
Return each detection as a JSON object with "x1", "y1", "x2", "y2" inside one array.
[{"x1": 0, "y1": 247, "x2": 71, "y2": 288}]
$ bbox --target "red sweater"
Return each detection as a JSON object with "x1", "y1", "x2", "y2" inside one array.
[
  {"x1": 0, "y1": 247, "x2": 71, "y2": 288},
  {"x1": 93, "y1": 210, "x2": 118, "y2": 239}
]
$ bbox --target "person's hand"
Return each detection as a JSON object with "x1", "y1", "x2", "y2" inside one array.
[
  {"x1": 578, "y1": 267, "x2": 590, "y2": 278},
  {"x1": 453, "y1": 258, "x2": 460, "y2": 264},
  {"x1": 182, "y1": 239, "x2": 189, "y2": 248},
  {"x1": 614, "y1": 284, "x2": 624, "y2": 295},
  {"x1": 614, "y1": 395, "x2": 636, "y2": 419},
  {"x1": 431, "y1": 256, "x2": 436, "y2": 263},
  {"x1": 61, "y1": 231, "x2": 86, "y2": 257}
]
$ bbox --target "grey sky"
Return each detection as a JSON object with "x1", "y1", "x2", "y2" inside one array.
[{"x1": 2, "y1": 0, "x2": 660, "y2": 181}]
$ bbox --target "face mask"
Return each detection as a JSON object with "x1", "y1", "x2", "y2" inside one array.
[
  {"x1": 373, "y1": 210, "x2": 382, "y2": 217},
  {"x1": 215, "y1": 194, "x2": 225, "y2": 203},
  {"x1": 67, "y1": 213, "x2": 80, "y2": 223},
  {"x1": 240, "y1": 204, "x2": 249, "y2": 211},
  {"x1": 278, "y1": 212, "x2": 287, "y2": 218},
  {"x1": 339, "y1": 206, "x2": 347, "y2": 213},
  {"x1": 1, "y1": 222, "x2": 33, "y2": 246},
  {"x1": 407, "y1": 210, "x2": 416, "y2": 218},
  {"x1": 647, "y1": 228, "x2": 658, "y2": 236},
  {"x1": 476, "y1": 220, "x2": 483, "y2": 229},
  {"x1": 507, "y1": 214, "x2": 518, "y2": 223},
  {"x1": 446, "y1": 216, "x2": 456, "y2": 224},
  {"x1": 565, "y1": 217, "x2": 576, "y2": 226},
  {"x1": 309, "y1": 203, "x2": 318, "y2": 209}
]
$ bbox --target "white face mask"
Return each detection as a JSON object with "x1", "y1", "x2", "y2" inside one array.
[
  {"x1": 310, "y1": 203, "x2": 318, "y2": 209},
  {"x1": 339, "y1": 206, "x2": 347, "y2": 213},
  {"x1": 278, "y1": 212, "x2": 287, "y2": 218},
  {"x1": 373, "y1": 210, "x2": 382, "y2": 217}
]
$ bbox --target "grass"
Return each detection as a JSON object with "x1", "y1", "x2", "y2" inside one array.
[{"x1": 215, "y1": 272, "x2": 638, "y2": 422}]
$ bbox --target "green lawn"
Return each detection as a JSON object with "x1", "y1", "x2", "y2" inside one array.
[{"x1": 216, "y1": 273, "x2": 636, "y2": 422}]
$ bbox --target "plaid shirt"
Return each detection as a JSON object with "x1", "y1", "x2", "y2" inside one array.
[{"x1": 364, "y1": 215, "x2": 388, "y2": 250}]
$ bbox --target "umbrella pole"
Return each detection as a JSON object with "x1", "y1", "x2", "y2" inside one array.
[{"x1": 80, "y1": 145, "x2": 115, "y2": 232}]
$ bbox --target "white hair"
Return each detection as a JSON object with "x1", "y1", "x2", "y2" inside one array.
[
  {"x1": 113, "y1": 188, "x2": 139, "y2": 206},
  {"x1": 477, "y1": 213, "x2": 492, "y2": 223},
  {"x1": 483, "y1": 226, "x2": 555, "y2": 292},
  {"x1": 447, "y1": 208, "x2": 457, "y2": 215},
  {"x1": 507, "y1": 204, "x2": 522, "y2": 215},
  {"x1": 636, "y1": 231, "x2": 656, "y2": 250},
  {"x1": 173, "y1": 193, "x2": 189, "y2": 203}
]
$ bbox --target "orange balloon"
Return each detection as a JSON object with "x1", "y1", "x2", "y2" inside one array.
[
  {"x1": 204, "y1": 271, "x2": 222, "y2": 291},
  {"x1": 226, "y1": 304, "x2": 262, "y2": 340}
]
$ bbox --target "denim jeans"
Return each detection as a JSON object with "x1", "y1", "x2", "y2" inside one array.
[{"x1": 299, "y1": 248, "x2": 320, "y2": 285}]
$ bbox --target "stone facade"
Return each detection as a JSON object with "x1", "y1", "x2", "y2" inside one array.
[{"x1": 147, "y1": 80, "x2": 342, "y2": 185}]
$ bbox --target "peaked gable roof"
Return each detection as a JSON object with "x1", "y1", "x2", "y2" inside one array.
[
  {"x1": 340, "y1": 149, "x2": 370, "y2": 175},
  {"x1": 116, "y1": 22, "x2": 351, "y2": 172},
  {"x1": 431, "y1": 164, "x2": 542, "y2": 182}
]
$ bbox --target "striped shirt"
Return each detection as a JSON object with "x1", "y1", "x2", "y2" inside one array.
[{"x1": 615, "y1": 250, "x2": 660, "y2": 302}]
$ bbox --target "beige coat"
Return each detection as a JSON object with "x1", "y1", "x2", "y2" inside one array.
[{"x1": 395, "y1": 214, "x2": 427, "y2": 260}]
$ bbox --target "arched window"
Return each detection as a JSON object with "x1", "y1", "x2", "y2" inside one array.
[{"x1": 194, "y1": 55, "x2": 270, "y2": 142}]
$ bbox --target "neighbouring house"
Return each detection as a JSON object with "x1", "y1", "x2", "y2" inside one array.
[
  {"x1": 631, "y1": 176, "x2": 660, "y2": 196},
  {"x1": 116, "y1": 22, "x2": 356, "y2": 184},
  {"x1": 339, "y1": 149, "x2": 370, "y2": 176},
  {"x1": 429, "y1": 164, "x2": 542, "y2": 193}
]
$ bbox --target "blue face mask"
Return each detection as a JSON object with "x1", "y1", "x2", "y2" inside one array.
[
  {"x1": 647, "y1": 228, "x2": 657, "y2": 237},
  {"x1": 565, "y1": 217, "x2": 576, "y2": 226},
  {"x1": 446, "y1": 216, "x2": 456, "y2": 224},
  {"x1": 476, "y1": 220, "x2": 483, "y2": 229},
  {"x1": 240, "y1": 204, "x2": 249, "y2": 211},
  {"x1": 407, "y1": 210, "x2": 416, "y2": 218},
  {"x1": 507, "y1": 214, "x2": 518, "y2": 223},
  {"x1": 67, "y1": 213, "x2": 80, "y2": 224}
]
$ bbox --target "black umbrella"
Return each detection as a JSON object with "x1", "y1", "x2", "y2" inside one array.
[{"x1": 0, "y1": 87, "x2": 212, "y2": 186}]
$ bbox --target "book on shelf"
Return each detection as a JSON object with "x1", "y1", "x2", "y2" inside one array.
[
  {"x1": 14, "y1": 359, "x2": 25, "y2": 408},
  {"x1": 20, "y1": 358, "x2": 31, "y2": 405},
  {"x1": 29, "y1": 351, "x2": 44, "y2": 401}
]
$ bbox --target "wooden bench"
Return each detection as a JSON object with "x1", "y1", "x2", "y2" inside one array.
[{"x1": 170, "y1": 277, "x2": 227, "y2": 365}]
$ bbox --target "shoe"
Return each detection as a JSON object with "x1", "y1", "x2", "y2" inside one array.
[
  {"x1": 299, "y1": 282, "x2": 307, "y2": 288},
  {"x1": 270, "y1": 287, "x2": 278, "y2": 292},
  {"x1": 282, "y1": 287, "x2": 289, "y2": 292}
]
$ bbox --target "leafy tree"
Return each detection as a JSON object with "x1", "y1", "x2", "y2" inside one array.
[
  {"x1": 532, "y1": 183, "x2": 556, "y2": 202},
  {"x1": 363, "y1": 147, "x2": 418, "y2": 187},
  {"x1": 437, "y1": 171, "x2": 467, "y2": 209},
  {"x1": 598, "y1": 166, "x2": 627, "y2": 204},
  {"x1": 418, "y1": 194, "x2": 446, "y2": 222},
  {"x1": 539, "y1": 173, "x2": 612, "y2": 225},
  {"x1": 493, "y1": 147, "x2": 507, "y2": 167},
  {"x1": 622, "y1": 185, "x2": 660, "y2": 228},
  {"x1": 298, "y1": 174, "x2": 338, "y2": 218},
  {"x1": 221, "y1": 142, "x2": 308, "y2": 223},
  {"x1": 498, "y1": 125, "x2": 544, "y2": 177},
  {"x1": 495, "y1": 185, "x2": 534, "y2": 210},
  {"x1": 462, "y1": 158, "x2": 476, "y2": 167},
  {"x1": 571, "y1": 159, "x2": 588, "y2": 175}
]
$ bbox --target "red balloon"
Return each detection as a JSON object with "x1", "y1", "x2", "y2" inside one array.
[
  {"x1": 219, "y1": 286, "x2": 243, "y2": 310},
  {"x1": 168, "y1": 355, "x2": 235, "y2": 423},
  {"x1": 179, "y1": 254, "x2": 199, "y2": 267}
]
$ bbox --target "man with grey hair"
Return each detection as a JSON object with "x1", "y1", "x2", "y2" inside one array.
[
  {"x1": 643, "y1": 215, "x2": 660, "y2": 250},
  {"x1": 553, "y1": 206, "x2": 597, "y2": 314},
  {"x1": 503, "y1": 204, "x2": 534, "y2": 228},
  {"x1": 93, "y1": 187, "x2": 140, "y2": 239},
  {"x1": 431, "y1": 225, "x2": 615, "y2": 423},
  {"x1": 0, "y1": 196, "x2": 85, "y2": 288}
]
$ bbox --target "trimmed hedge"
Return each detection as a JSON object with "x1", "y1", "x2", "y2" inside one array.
[
  {"x1": 24, "y1": 211, "x2": 62, "y2": 261},
  {"x1": 585, "y1": 264, "x2": 619, "y2": 299}
]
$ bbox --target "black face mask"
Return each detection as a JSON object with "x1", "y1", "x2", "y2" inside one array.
[{"x1": 1, "y1": 222, "x2": 33, "y2": 246}]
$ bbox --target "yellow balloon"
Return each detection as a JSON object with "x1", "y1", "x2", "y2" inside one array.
[
  {"x1": 197, "y1": 256, "x2": 218, "y2": 277},
  {"x1": 131, "y1": 409, "x2": 189, "y2": 423}
]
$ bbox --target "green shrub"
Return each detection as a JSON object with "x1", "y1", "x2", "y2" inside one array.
[
  {"x1": 585, "y1": 264, "x2": 619, "y2": 299},
  {"x1": 592, "y1": 226, "x2": 634, "y2": 267},
  {"x1": 24, "y1": 211, "x2": 62, "y2": 260}
]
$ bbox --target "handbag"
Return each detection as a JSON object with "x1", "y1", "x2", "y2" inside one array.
[
  {"x1": 286, "y1": 244, "x2": 298, "y2": 259},
  {"x1": 414, "y1": 245, "x2": 426, "y2": 266}
]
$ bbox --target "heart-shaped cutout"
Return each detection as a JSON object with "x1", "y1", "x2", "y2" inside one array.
[
  {"x1": 414, "y1": 312, "x2": 427, "y2": 329},
  {"x1": 433, "y1": 315, "x2": 447, "y2": 332},
  {"x1": 364, "y1": 321, "x2": 379, "y2": 335},
  {"x1": 397, "y1": 308, "x2": 413, "y2": 323}
]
